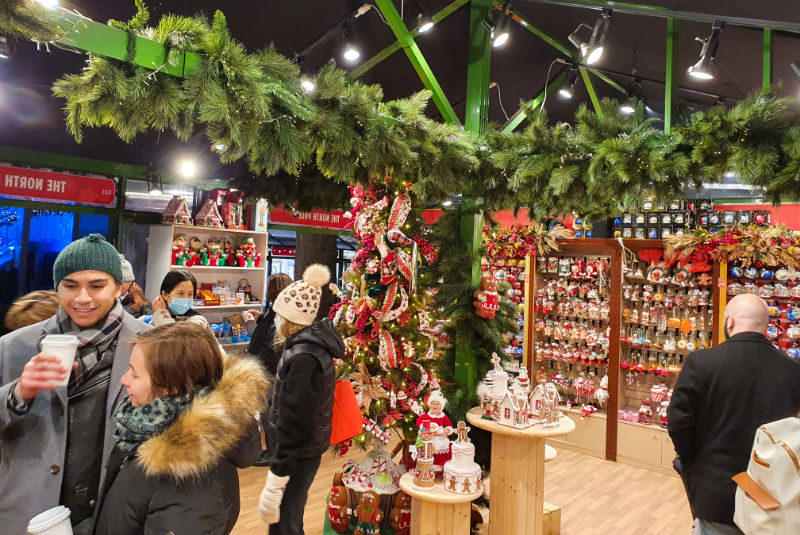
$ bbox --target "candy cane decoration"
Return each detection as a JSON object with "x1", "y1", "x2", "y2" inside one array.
[
  {"x1": 381, "y1": 285, "x2": 409, "y2": 322},
  {"x1": 388, "y1": 193, "x2": 411, "y2": 230},
  {"x1": 373, "y1": 281, "x2": 399, "y2": 320}
]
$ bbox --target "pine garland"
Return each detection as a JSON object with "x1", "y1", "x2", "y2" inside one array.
[{"x1": 0, "y1": 0, "x2": 57, "y2": 42}]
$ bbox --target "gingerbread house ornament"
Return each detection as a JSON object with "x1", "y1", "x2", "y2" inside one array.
[
  {"x1": 162, "y1": 195, "x2": 192, "y2": 225},
  {"x1": 195, "y1": 198, "x2": 224, "y2": 228}
]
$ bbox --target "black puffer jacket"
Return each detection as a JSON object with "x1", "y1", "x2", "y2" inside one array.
[
  {"x1": 94, "y1": 357, "x2": 267, "y2": 535},
  {"x1": 265, "y1": 319, "x2": 344, "y2": 477}
]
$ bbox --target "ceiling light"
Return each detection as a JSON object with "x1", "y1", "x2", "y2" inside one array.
[
  {"x1": 568, "y1": 9, "x2": 611, "y2": 66},
  {"x1": 688, "y1": 20, "x2": 724, "y2": 81},
  {"x1": 416, "y1": 13, "x2": 434, "y2": 33},
  {"x1": 179, "y1": 161, "x2": 197, "y2": 178},
  {"x1": 300, "y1": 75, "x2": 316, "y2": 92},
  {"x1": 214, "y1": 143, "x2": 227, "y2": 151},
  {"x1": 343, "y1": 29, "x2": 360, "y2": 62},
  {"x1": 36, "y1": 0, "x2": 58, "y2": 7},
  {"x1": 442, "y1": 200, "x2": 453, "y2": 207},
  {"x1": 144, "y1": 167, "x2": 163, "y2": 196},
  {"x1": 559, "y1": 72, "x2": 578, "y2": 99}
]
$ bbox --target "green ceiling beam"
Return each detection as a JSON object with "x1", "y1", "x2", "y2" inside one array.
[
  {"x1": 763, "y1": 28, "x2": 773, "y2": 89},
  {"x1": 373, "y1": 0, "x2": 461, "y2": 126},
  {"x1": 579, "y1": 65, "x2": 603, "y2": 117},
  {"x1": 508, "y1": 8, "x2": 575, "y2": 57},
  {"x1": 501, "y1": 68, "x2": 568, "y2": 133},
  {"x1": 348, "y1": 0, "x2": 468, "y2": 80},
  {"x1": 665, "y1": 18, "x2": 678, "y2": 134},
  {"x1": 49, "y1": 9, "x2": 199, "y2": 78},
  {"x1": 586, "y1": 68, "x2": 626, "y2": 94}
]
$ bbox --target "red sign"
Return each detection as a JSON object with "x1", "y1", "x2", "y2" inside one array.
[
  {"x1": 272, "y1": 247, "x2": 296, "y2": 256},
  {"x1": 269, "y1": 207, "x2": 348, "y2": 230},
  {"x1": 0, "y1": 165, "x2": 116, "y2": 206}
]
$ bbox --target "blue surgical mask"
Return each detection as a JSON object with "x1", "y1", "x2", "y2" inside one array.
[{"x1": 168, "y1": 297, "x2": 193, "y2": 316}]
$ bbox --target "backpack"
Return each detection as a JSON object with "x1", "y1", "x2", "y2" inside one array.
[{"x1": 733, "y1": 416, "x2": 800, "y2": 534}]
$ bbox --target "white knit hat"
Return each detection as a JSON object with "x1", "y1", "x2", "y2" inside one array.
[
  {"x1": 119, "y1": 254, "x2": 135, "y2": 283},
  {"x1": 273, "y1": 264, "x2": 331, "y2": 326},
  {"x1": 428, "y1": 390, "x2": 446, "y2": 409}
]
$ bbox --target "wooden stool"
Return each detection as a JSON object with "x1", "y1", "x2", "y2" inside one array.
[
  {"x1": 467, "y1": 408, "x2": 575, "y2": 535},
  {"x1": 399, "y1": 472, "x2": 482, "y2": 535}
]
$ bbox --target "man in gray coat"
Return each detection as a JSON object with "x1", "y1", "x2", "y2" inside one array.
[{"x1": 0, "y1": 234, "x2": 150, "y2": 534}]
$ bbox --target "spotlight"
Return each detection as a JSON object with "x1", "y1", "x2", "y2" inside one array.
[
  {"x1": 688, "y1": 20, "x2": 724, "y2": 81},
  {"x1": 491, "y1": 5, "x2": 512, "y2": 48},
  {"x1": 300, "y1": 75, "x2": 316, "y2": 92},
  {"x1": 179, "y1": 160, "x2": 197, "y2": 178},
  {"x1": 36, "y1": 0, "x2": 58, "y2": 7},
  {"x1": 559, "y1": 72, "x2": 578, "y2": 99},
  {"x1": 214, "y1": 143, "x2": 227, "y2": 151},
  {"x1": 343, "y1": 29, "x2": 360, "y2": 62},
  {"x1": 568, "y1": 9, "x2": 611, "y2": 65},
  {"x1": 442, "y1": 200, "x2": 453, "y2": 207},
  {"x1": 145, "y1": 167, "x2": 163, "y2": 196},
  {"x1": 0, "y1": 36, "x2": 8, "y2": 60},
  {"x1": 619, "y1": 98, "x2": 636, "y2": 115},
  {"x1": 416, "y1": 13, "x2": 434, "y2": 34}
]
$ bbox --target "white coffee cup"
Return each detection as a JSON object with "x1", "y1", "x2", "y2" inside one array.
[
  {"x1": 27, "y1": 505, "x2": 73, "y2": 535},
  {"x1": 41, "y1": 335, "x2": 80, "y2": 387}
]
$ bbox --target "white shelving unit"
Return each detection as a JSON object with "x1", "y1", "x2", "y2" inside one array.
[{"x1": 145, "y1": 224, "x2": 268, "y2": 325}]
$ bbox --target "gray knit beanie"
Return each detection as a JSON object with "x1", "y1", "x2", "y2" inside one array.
[
  {"x1": 119, "y1": 254, "x2": 135, "y2": 282},
  {"x1": 53, "y1": 234, "x2": 123, "y2": 288}
]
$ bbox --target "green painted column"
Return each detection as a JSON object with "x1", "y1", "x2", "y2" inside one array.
[
  {"x1": 665, "y1": 18, "x2": 678, "y2": 134},
  {"x1": 763, "y1": 28, "x2": 773, "y2": 89},
  {"x1": 455, "y1": 0, "x2": 493, "y2": 388}
]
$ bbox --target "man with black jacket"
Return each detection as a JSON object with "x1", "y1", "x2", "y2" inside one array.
[{"x1": 668, "y1": 293, "x2": 800, "y2": 535}]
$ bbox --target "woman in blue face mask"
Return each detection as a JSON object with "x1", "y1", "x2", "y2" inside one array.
[{"x1": 149, "y1": 270, "x2": 206, "y2": 328}]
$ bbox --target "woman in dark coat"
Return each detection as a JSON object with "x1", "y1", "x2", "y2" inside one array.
[
  {"x1": 247, "y1": 273, "x2": 292, "y2": 376},
  {"x1": 94, "y1": 322, "x2": 266, "y2": 534}
]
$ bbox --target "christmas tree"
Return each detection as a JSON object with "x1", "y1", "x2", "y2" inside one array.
[{"x1": 331, "y1": 179, "x2": 444, "y2": 456}]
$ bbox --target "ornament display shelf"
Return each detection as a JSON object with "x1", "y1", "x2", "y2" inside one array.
[
  {"x1": 538, "y1": 313, "x2": 610, "y2": 323},
  {"x1": 467, "y1": 407, "x2": 574, "y2": 535},
  {"x1": 397, "y1": 472, "x2": 481, "y2": 535},
  {"x1": 169, "y1": 265, "x2": 264, "y2": 271},
  {"x1": 481, "y1": 256, "x2": 529, "y2": 370},
  {"x1": 526, "y1": 239, "x2": 726, "y2": 471},
  {"x1": 145, "y1": 224, "x2": 267, "y2": 326}
]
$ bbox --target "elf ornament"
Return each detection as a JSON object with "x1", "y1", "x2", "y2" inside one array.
[
  {"x1": 415, "y1": 390, "x2": 454, "y2": 469},
  {"x1": 171, "y1": 234, "x2": 187, "y2": 265},
  {"x1": 473, "y1": 275, "x2": 499, "y2": 318}
]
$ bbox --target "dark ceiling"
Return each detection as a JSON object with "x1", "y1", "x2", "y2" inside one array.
[{"x1": 0, "y1": 0, "x2": 798, "y2": 183}]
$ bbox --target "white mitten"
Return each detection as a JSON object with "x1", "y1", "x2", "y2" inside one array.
[{"x1": 259, "y1": 472, "x2": 290, "y2": 525}]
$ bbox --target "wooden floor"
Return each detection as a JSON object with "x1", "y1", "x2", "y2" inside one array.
[{"x1": 232, "y1": 446, "x2": 693, "y2": 535}]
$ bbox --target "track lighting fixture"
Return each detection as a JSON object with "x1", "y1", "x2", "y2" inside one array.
[
  {"x1": 296, "y1": 57, "x2": 316, "y2": 92},
  {"x1": 619, "y1": 97, "x2": 637, "y2": 115},
  {"x1": 489, "y1": 2, "x2": 512, "y2": 48},
  {"x1": 687, "y1": 20, "x2": 724, "y2": 80},
  {"x1": 559, "y1": 71, "x2": 578, "y2": 99},
  {"x1": 416, "y1": 9, "x2": 434, "y2": 33},
  {"x1": 568, "y1": 9, "x2": 611, "y2": 65},
  {"x1": 620, "y1": 79, "x2": 643, "y2": 115},
  {"x1": 145, "y1": 166, "x2": 163, "y2": 196}
]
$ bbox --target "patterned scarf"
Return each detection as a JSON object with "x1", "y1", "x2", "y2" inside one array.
[
  {"x1": 113, "y1": 388, "x2": 207, "y2": 453},
  {"x1": 55, "y1": 300, "x2": 124, "y2": 383}
]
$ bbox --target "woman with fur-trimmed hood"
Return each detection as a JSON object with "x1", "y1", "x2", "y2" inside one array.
[{"x1": 94, "y1": 322, "x2": 267, "y2": 534}]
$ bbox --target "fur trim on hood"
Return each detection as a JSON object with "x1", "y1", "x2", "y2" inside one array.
[{"x1": 136, "y1": 355, "x2": 268, "y2": 480}]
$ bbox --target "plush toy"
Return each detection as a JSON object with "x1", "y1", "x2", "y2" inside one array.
[
  {"x1": 389, "y1": 491, "x2": 411, "y2": 535},
  {"x1": 473, "y1": 275, "x2": 499, "y2": 319},
  {"x1": 326, "y1": 474, "x2": 351, "y2": 533},
  {"x1": 638, "y1": 398, "x2": 653, "y2": 425},
  {"x1": 187, "y1": 237, "x2": 203, "y2": 267},
  {"x1": 171, "y1": 234, "x2": 187, "y2": 265},
  {"x1": 222, "y1": 239, "x2": 235, "y2": 266},
  {"x1": 206, "y1": 238, "x2": 222, "y2": 266},
  {"x1": 353, "y1": 490, "x2": 383, "y2": 535},
  {"x1": 241, "y1": 238, "x2": 257, "y2": 267}
]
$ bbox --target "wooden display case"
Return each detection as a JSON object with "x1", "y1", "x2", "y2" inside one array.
[
  {"x1": 145, "y1": 224, "x2": 268, "y2": 346},
  {"x1": 524, "y1": 239, "x2": 723, "y2": 475}
]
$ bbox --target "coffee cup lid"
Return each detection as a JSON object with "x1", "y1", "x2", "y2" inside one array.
[
  {"x1": 27, "y1": 506, "x2": 71, "y2": 532},
  {"x1": 42, "y1": 335, "x2": 79, "y2": 345}
]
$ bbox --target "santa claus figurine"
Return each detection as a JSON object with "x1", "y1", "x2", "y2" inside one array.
[{"x1": 415, "y1": 390, "x2": 454, "y2": 469}]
